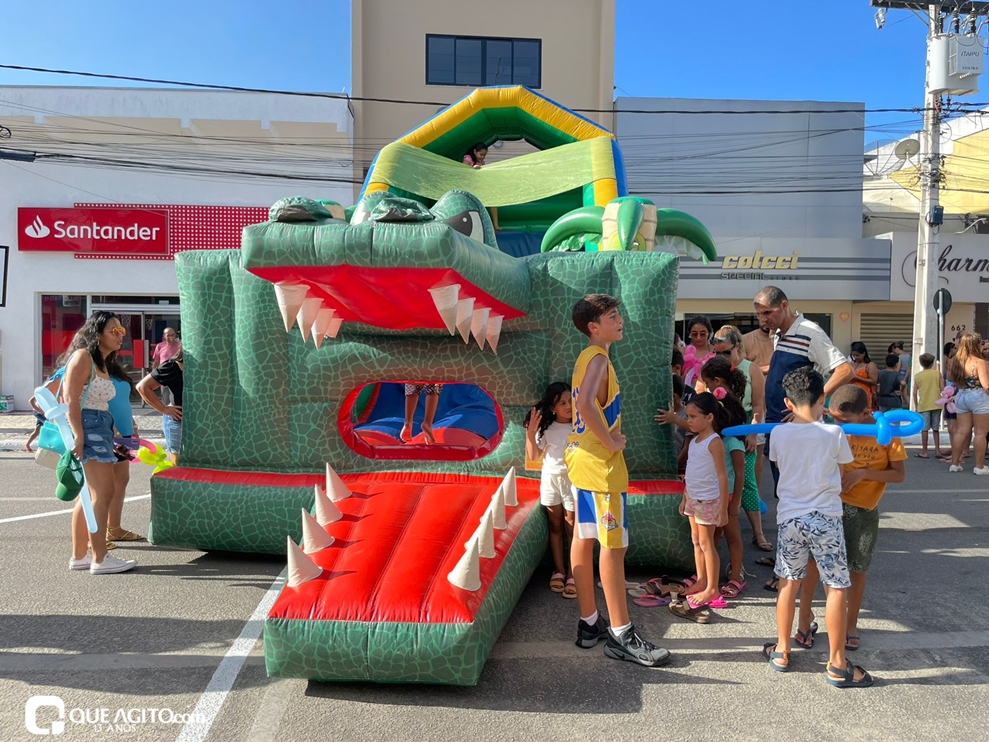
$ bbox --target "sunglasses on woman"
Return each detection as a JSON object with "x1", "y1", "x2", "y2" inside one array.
[{"x1": 110, "y1": 326, "x2": 127, "y2": 337}]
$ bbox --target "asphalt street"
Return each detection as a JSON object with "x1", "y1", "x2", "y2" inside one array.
[{"x1": 1, "y1": 439, "x2": 987, "y2": 742}]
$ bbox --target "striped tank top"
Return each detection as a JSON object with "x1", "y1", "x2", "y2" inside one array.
[{"x1": 565, "y1": 345, "x2": 629, "y2": 493}]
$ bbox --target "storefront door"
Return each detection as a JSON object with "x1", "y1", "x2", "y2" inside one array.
[{"x1": 89, "y1": 303, "x2": 181, "y2": 398}]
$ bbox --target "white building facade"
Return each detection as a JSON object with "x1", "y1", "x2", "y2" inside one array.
[
  {"x1": 0, "y1": 87, "x2": 353, "y2": 408},
  {"x1": 616, "y1": 97, "x2": 902, "y2": 353}
]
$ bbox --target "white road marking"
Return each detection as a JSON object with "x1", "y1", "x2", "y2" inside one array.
[
  {"x1": 244, "y1": 678, "x2": 298, "y2": 742},
  {"x1": 176, "y1": 569, "x2": 286, "y2": 742},
  {"x1": 0, "y1": 493, "x2": 151, "y2": 524},
  {"x1": 888, "y1": 489, "x2": 986, "y2": 493}
]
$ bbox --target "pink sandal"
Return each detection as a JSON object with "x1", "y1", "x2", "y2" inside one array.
[
  {"x1": 688, "y1": 595, "x2": 728, "y2": 609},
  {"x1": 633, "y1": 593, "x2": 672, "y2": 608},
  {"x1": 720, "y1": 579, "x2": 746, "y2": 599}
]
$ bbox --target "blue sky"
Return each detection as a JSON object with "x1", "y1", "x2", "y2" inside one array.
[{"x1": 0, "y1": 1, "x2": 941, "y2": 146}]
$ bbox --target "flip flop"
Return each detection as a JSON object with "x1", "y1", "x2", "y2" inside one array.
[
  {"x1": 752, "y1": 535, "x2": 774, "y2": 552},
  {"x1": 549, "y1": 573, "x2": 565, "y2": 593},
  {"x1": 795, "y1": 621, "x2": 819, "y2": 649},
  {"x1": 762, "y1": 642, "x2": 790, "y2": 672},
  {"x1": 845, "y1": 634, "x2": 861, "y2": 651},
  {"x1": 562, "y1": 578, "x2": 577, "y2": 599},
  {"x1": 764, "y1": 577, "x2": 779, "y2": 592},
  {"x1": 754, "y1": 557, "x2": 775, "y2": 567},
  {"x1": 719, "y1": 579, "x2": 746, "y2": 599},
  {"x1": 633, "y1": 593, "x2": 672, "y2": 608},
  {"x1": 914, "y1": 453, "x2": 930, "y2": 459},
  {"x1": 669, "y1": 599, "x2": 711, "y2": 624},
  {"x1": 826, "y1": 659, "x2": 874, "y2": 688},
  {"x1": 597, "y1": 579, "x2": 642, "y2": 590},
  {"x1": 689, "y1": 595, "x2": 728, "y2": 609}
]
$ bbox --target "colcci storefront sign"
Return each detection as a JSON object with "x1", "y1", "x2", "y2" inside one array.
[
  {"x1": 720, "y1": 250, "x2": 800, "y2": 274},
  {"x1": 678, "y1": 237, "x2": 891, "y2": 301}
]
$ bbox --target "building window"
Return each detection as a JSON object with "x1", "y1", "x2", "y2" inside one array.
[
  {"x1": 41, "y1": 294, "x2": 87, "y2": 379},
  {"x1": 426, "y1": 35, "x2": 541, "y2": 88}
]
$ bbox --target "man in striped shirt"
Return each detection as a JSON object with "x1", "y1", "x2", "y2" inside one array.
[{"x1": 754, "y1": 286, "x2": 854, "y2": 491}]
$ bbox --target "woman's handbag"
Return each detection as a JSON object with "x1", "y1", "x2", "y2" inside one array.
[
  {"x1": 37, "y1": 421, "x2": 66, "y2": 456},
  {"x1": 35, "y1": 361, "x2": 94, "y2": 466}
]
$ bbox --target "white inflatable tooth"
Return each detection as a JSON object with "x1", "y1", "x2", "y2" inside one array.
[
  {"x1": 296, "y1": 298, "x2": 323, "y2": 342},
  {"x1": 313, "y1": 483, "x2": 342, "y2": 525},
  {"x1": 447, "y1": 538, "x2": 481, "y2": 591},
  {"x1": 301, "y1": 509, "x2": 335, "y2": 552},
  {"x1": 273, "y1": 284, "x2": 308, "y2": 333},
  {"x1": 325, "y1": 463, "x2": 352, "y2": 502},
  {"x1": 287, "y1": 536, "x2": 322, "y2": 587},
  {"x1": 486, "y1": 314, "x2": 503, "y2": 354},
  {"x1": 466, "y1": 508, "x2": 496, "y2": 558},
  {"x1": 311, "y1": 308, "x2": 336, "y2": 349},
  {"x1": 326, "y1": 317, "x2": 344, "y2": 339},
  {"x1": 428, "y1": 284, "x2": 460, "y2": 336},
  {"x1": 455, "y1": 297, "x2": 475, "y2": 343},
  {"x1": 489, "y1": 484, "x2": 507, "y2": 530},
  {"x1": 471, "y1": 307, "x2": 490, "y2": 350},
  {"x1": 501, "y1": 466, "x2": 518, "y2": 507}
]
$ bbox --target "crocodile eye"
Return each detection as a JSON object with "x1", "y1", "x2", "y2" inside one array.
[{"x1": 445, "y1": 210, "x2": 484, "y2": 241}]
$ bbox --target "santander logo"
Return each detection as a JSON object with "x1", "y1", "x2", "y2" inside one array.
[
  {"x1": 25, "y1": 215, "x2": 51, "y2": 239},
  {"x1": 17, "y1": 207, "x2": 169, "y2": 256}
]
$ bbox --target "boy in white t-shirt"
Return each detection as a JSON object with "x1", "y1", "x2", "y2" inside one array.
[{"x1": 763, "y1": 367, "x2": 874, "y2": 688}]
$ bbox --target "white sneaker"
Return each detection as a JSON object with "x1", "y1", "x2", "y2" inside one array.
[
  {"x1": 90, "y1": 554, "x2": 137, "y2": 575},
  {"x1": 68, "y1": 554, "x2": 92, "y2": 571},
  {"x1": 974, "y1": 466, "x2": 989, "y2": 476},
  {"x1": 949, "y1": 465, "x2": 964, "y2": 472}
]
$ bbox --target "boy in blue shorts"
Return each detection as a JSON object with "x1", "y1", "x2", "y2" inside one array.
[
  {"x1": 566, "y1": 294, "x2": 670, "y2": 667},
  {"x1": 763, "y1": 367, "x2": 873, "y2": 687}
]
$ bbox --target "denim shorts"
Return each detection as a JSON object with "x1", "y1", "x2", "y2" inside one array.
[
  {"x1": 163, "y1": 415, "x2": 183, "y2": 454},
  {"x1": 81, "y1": 409, "x2": 117, "y2": 464},
  {"x1": 954, "y1": 388, "x2": 989, "y2": 415},
  {"x1": 919, "y1": 408, "x2": 942, "y2": 431}
]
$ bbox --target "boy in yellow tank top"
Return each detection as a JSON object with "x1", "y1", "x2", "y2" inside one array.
[{"x1": 566, "y1": 294, "x2": 671, "y2": 667}]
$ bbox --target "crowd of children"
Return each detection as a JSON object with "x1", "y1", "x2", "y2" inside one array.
[{"x1": 533, "y1": 288, "x2": 931, "y2": 687}]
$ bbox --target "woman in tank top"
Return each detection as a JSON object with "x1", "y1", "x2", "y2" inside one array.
[
  {"x1": 63, "y1": 311, "x2": 138, "y2": 575},
  {"x1": 713, "y1": 325, "x2": 773, "y2": 552},
  {"x1": 947, "y1": 332, "x2": 989, "y2": 474}
]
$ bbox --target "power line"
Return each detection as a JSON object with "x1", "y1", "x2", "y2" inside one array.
[{"x1": 0, "y1": 62, "x2": 971, "y2": 115}]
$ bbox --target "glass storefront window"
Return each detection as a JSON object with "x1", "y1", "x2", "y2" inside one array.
[
  {"x1": 41, "y1": 294, "x2": 87, "y2": 378},
  {"x1": 89, "y1": 295, "x2": 180, "y2": 305}
]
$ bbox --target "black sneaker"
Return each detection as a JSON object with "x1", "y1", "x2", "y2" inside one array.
[
  {"x1": 603, "y1": 625, "x2": 672, "y2": 667},
  {"x1": 575, "y1": 614, "x2": 609, "y2": 648}
]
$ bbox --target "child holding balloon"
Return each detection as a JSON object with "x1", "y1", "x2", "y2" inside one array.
[{"x1": 795, "y1": 384, "x2": 905, "y2": 656}]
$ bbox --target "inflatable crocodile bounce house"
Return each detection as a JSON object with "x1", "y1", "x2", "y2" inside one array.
[{"x1": 148, "y1": 86, "x2": 717, "y2": 685}]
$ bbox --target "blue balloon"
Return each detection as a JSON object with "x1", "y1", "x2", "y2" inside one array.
[
  {"x1": 759, "y1": 498, "x2": 768, "y2": 515},
  {"x1": 722, "y1": 423, "x2": 777, "y2": 437},
  {"x1": 723, "y1": 409, "x2": 925, "y2": 445},
  {"x1": 883, "y1": 409, "x2": 925, "y2": 437},
  {"x1": 873, "y1": 411, "x2": 892, "y2": 446}
]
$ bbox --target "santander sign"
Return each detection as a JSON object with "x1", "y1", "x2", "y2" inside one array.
[{"x1": 18, "y1": 208, "x2": 169, "y2": 255}]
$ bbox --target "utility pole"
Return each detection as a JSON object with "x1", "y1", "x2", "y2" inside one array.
[
  {"x1": 873, "y1": 1, "x2": 988, "y2": 402},
  {"x1": 912, "y1": 5, "x2": 942, "y2": 403}
]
